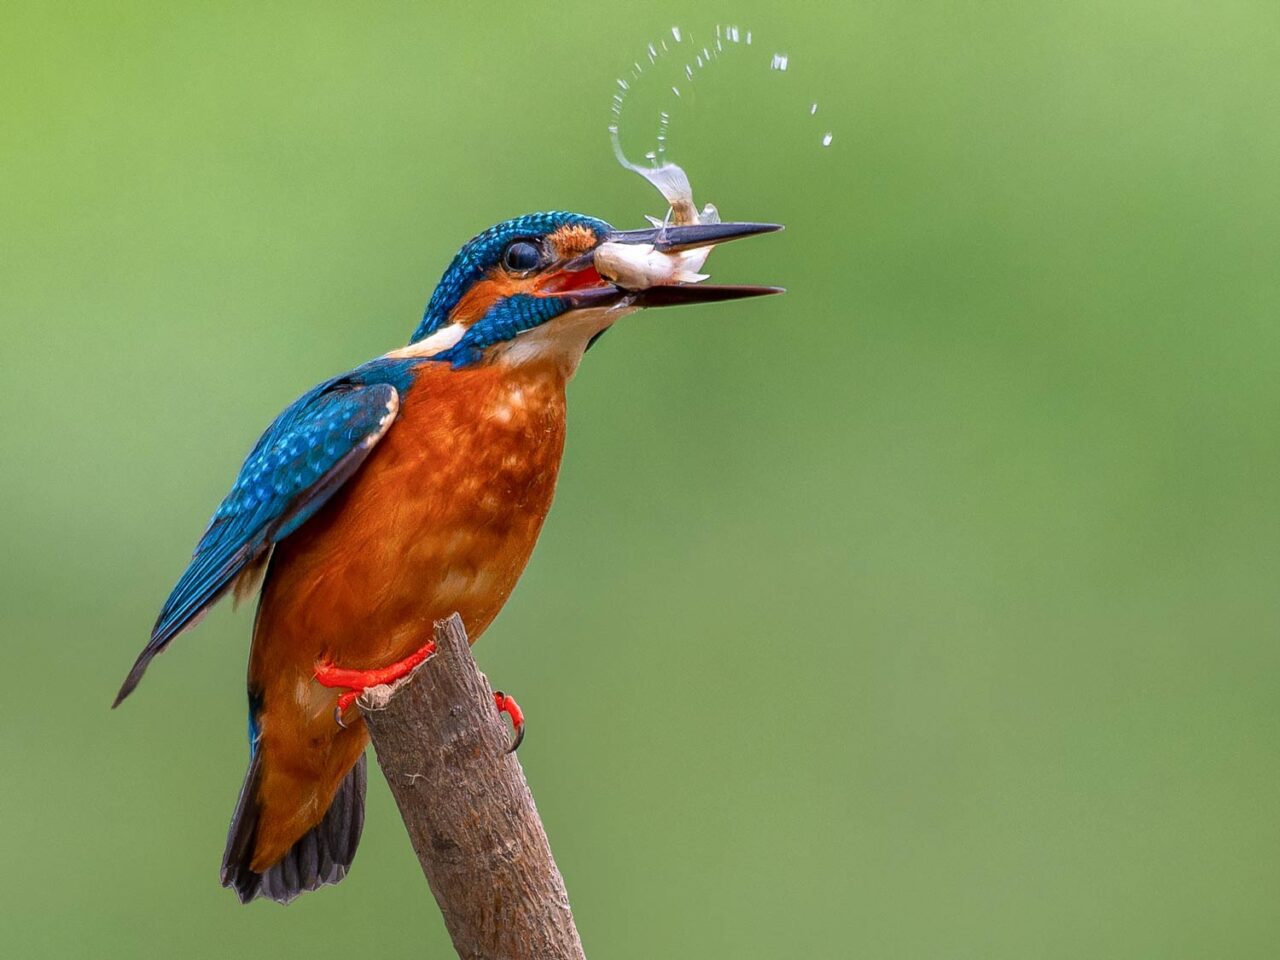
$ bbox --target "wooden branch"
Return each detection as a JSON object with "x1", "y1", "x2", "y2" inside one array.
[{"x1": 357, "y1": 614, "x2": 586, "y2": 960}]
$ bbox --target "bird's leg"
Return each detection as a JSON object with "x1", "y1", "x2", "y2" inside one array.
[
  {"x1": 315, "y1": 639, "x2": 438, "y2": 725},
  {"x1": 315, "y1": 642, "x2": 527, "y2": 749},
  {"x1": 493, "y1": 691, "x2": 525, "y2": 753}
]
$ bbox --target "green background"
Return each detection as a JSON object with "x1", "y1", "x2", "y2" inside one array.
[{"x1": 3, "y1": 2, "x2": 1278, "y2": 956}]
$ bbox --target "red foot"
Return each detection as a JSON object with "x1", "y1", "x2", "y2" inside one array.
[
  {"x1": 315, "y1": 639, "x2": 438, "y2": 724},
  {"x1": 494, "y1": 691, "x2": 525, "y2": 753}
]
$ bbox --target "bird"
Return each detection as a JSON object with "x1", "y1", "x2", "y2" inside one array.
[{"x1": 113, "y1": 210, "x2": 781, "y2": 904}]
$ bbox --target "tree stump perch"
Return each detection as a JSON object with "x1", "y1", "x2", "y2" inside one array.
[{"x1": 357, "y1": 614, "x2": 586, "y2": 960}]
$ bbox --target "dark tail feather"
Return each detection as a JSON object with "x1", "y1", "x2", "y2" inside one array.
[{"x1": 220, "y1": 752, "x2": 366, "y2": 905}]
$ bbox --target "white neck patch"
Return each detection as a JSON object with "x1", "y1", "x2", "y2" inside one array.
[{"x1": 384, "y1": 322, "x2": 466, "y2": 360}]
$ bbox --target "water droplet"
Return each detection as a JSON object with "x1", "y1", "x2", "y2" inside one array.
[
  {"x1": 610, "y1": 24, "x2": 820, "y2": 196},
  {"x1": 822, "y1": 132, "x2": 833, "y2": 147}
]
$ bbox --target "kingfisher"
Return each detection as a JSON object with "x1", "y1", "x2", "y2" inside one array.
[{"x1": 114, "y1": 210, "x2": 781, "y2": 904}]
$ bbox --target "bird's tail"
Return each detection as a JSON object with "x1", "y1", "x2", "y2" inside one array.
[{"x1": 220, "y1": 749, "x2": 366, "y2": 904}]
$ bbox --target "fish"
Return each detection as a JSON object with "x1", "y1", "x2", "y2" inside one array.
[{"x1": 594, "y1": 160, "x2": 725, "y2": 290}]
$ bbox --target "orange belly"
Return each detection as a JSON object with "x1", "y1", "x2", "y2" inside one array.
[{"x1": 247, "y1": 358, "x2": 568, "y2": 868}]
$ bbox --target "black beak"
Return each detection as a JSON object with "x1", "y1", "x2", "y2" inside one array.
[
  {"x1": 606, "y1": 220, "x2": 783, "y2": 253},
  {"x1": 626, "y1": 282, "x2": 785, "y2": 308},
  {"x1": 555, "y1": 220, "x2": 785, "y2": 309}
]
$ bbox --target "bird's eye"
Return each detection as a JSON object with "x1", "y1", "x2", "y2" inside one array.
[{"x1": 503, "y1": 241, "x2": 541, "y2": 272}]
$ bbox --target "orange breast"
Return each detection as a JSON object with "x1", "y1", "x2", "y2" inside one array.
[{"x1": 246, "y1": 357, "x2": 568, "y2": 868}]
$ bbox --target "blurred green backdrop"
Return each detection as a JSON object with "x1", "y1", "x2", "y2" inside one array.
[{"x1": 3, "y1": 1, "x2": 1278, "y2": 957}]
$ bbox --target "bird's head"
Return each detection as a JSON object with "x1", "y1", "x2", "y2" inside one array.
[{"x1": 403, "y1": 211, "x2": 781, "y2": 375}]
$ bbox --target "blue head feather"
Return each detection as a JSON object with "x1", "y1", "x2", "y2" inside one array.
[
  {"x1": 432, "y1": 294, "x2": 572, "y2": 368},
  {"x1": 411, "y1": 211, "x2": 610, "y2": 343}
]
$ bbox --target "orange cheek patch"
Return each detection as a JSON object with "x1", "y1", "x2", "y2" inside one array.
[
  {"x1": 547, "y1": 224, "x2": 600, "y2": 259},
  {"x1": 450, "y1": 270, "x2": 534, "y2": 324}
]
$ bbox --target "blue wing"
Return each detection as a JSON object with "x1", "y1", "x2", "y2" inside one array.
[{"x1": 114, "y1": 378, "x2": 401, "y2": 705}]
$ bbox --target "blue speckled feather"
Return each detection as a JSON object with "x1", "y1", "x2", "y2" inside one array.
[
  {"x1": 413, "y1": 212, "x2": 609, "y2": 342},
  {"x1": 119, "y1": 211, "x2": 614, "y2": 706},
  {"x1": 434, "y1": 294, "x2": 571, "y2": 368},
  {"x1": 114, "y1": 358, "x2": 420, "y2": 704}
]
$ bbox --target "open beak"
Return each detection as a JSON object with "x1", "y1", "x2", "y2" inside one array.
[{"x1": 553, "y1": 221, "x2": 785, "y2": 309}]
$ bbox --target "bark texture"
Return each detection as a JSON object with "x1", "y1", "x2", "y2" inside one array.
[{"x1": 358, "y1": 614, "x2": 585, "y2": 960}]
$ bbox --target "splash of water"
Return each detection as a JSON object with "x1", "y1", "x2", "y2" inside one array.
[{"x1": 608, "y1": 25, "x2": 834, "y2": 215}]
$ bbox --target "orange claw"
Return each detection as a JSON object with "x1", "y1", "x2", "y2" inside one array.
[
  {"x1": 494, "y1": 691, "x2": 525, "y2": 752},
  {"x1": 315, "y1": 639, "x2": 438, "y2": 727}
]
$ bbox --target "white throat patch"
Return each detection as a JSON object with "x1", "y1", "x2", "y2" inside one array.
[{"x1": 494, "y1": 304, "x2": 637, "y2": 378}]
